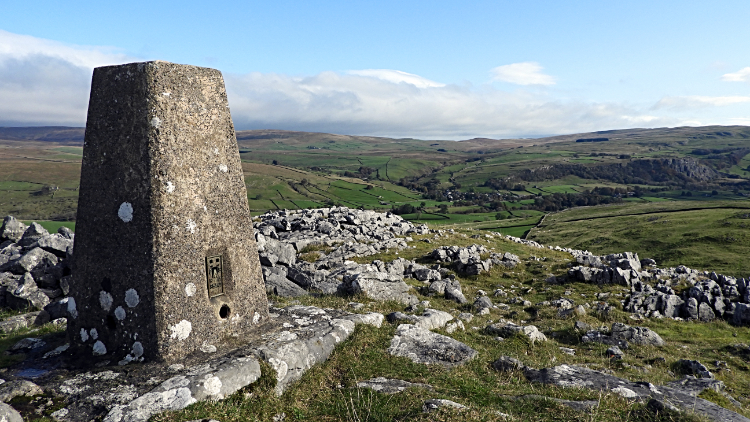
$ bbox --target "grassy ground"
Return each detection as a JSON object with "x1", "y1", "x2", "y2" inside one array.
[
  {"x1": 528, "y1": 201, "x2": 750, "y2": 276},
  {"x1": 144, "y1": 231, "x2": 750, "y2": 422}
]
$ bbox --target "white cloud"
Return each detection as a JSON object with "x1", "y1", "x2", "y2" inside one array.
[
  {"x1": 0, "y1": 30, "x2": 133, "y2": 125},
  {"x1": 490, "y1": 62, "x2": 556, "y2": 86},
  {"x1": 348, "y1": 69, "x2": 445, "y2": 88},
  {"x1": 653, "y1": 95, "x2": 750, "y2": 111},
  {"x1": 224, "y1": 71, "x2": 678, "y2": 138},
  {"x1": 721, "y1": 67, "x2": 750, "y2": 82},
  {"x1": 1, "y1": 30, "x2": 742, "y2": 139}
]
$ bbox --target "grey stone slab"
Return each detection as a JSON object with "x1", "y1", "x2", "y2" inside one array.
[
  {"x1": 524, "y1": 364, "x2": 749, "y2": 422},
  {"x1": 388, "y1": 324, "x2": 477, "y2": 368},
  {"x1": 0, "y1": 403, "x2": 22, "y2": 422}
]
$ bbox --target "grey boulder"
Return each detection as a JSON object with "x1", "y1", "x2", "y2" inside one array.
[
  {"x1": 0, "y1": 216, "x2": 26, "y2": 243},
  {"x1": 387, "y1": 324, "x2": 477, "y2": 368},
  {"x1": 345, "y1": 271, "x2": 417, "y2": 305},
  {"x1": 0, "y1": 403, "x2": 22, "y2": 422},
  {"x1": 610, "y1": 323, "x2": 665, "y2": 346}
]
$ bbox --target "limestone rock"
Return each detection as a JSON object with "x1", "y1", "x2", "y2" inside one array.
[
  {"x1": 492, "y1": 356, "x2": 526, "y2": 372},
  {"x1": 486, "y1": 322, "x2": 547, "y2": 343},
  {"x1": 356, "y1": 377, "x2": 432, "y2": 394},
  {"x1": 422, "y1": 399, "x2": 467, "y2": 413},
  {"x1": 340, "y1": 312, "x2": 384, "y2": 328},
  {"x1": 6, "y1": 273, "x2": 49, "y2": 311},
  {"x1": 387, "y1": 324, "x2": 477, "y2": 367},
  {"x1": 10, "y1": 247, "x2": 58, "y2": 275},
  {"x1": 345, "y1": 271, "x2": 417, "y2": 305},
  {"x1": 265, "y1": 272, "x2": 308, "y2": 297},
  {"x1": 413, "y1": 309, "x2": 453, "y2": 331},
  {"x1": 0, "y1": 216, "x2": 26, "y2": 243},
  {"x1": 0, "y1": 379, "x2": 43, "y2": 402},
  {"x1": 610, "y1": 323, "x2": 665, "y2": 346},
  {"x1": 678, "y1": 360, "x2": 713, "y2": 379},
  {"x1": 524, "y1": 364, "x2": 749, "y2": 422},
  {"x1": 0, "y1": 403, "x2": 22, "y2": 422}
]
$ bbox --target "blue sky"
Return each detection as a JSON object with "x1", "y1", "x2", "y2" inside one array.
[{"x1": 1, "y1": 0, "x2": 749, "y2": 139}]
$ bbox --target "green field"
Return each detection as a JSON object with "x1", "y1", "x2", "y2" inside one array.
[
  {"x1": 21, "y1": 220, "x2": 75, "y2": 232},
  {"x1": 528, "y1": 201, "x2": 750, "y2": 276}
]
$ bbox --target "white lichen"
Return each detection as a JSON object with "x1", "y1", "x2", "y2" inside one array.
[
  {"x1": 218, "y1": 164, "x2": 228, "y2": 173},
  {"x1": 67, "y1": 298, "x2": 77, "y2": 319},
  {"x1": 200, "y1": 341, "x2": 217, "y2": 353},
  {"x1": 186, "y1": 219, "x2": 197, "y2": 234},
  {"x1": 118, "y1": 202, "x2": 133, "y2": 223},
  {"x1": 114, "y1": 306, "x2": 126, "y2": 320},
  {"x1": 203, "y1": 375, "x2": 222, "y2": 396},
  {"x1": 90, "y1": 328, "x2": 98, "y2": 340},
  {"x1": 125, "y1": 289, "x2": 139, "y2": 308},
  {"x1": 150, "y1": 117, "x2": 162, "y2": 128},
  {"x1": 253, "y1": 312, "x2": 260, "y2": 324},
  {"x1": 131, "y1": 341, "x2": 144, "y2": 358},
  {"x1": 184, "y1": 283, "x2": 196, "y2": 297},
  {"x1": 169, "y1": 320, "x2": 192, "y2": 341},
  {"x1": 166, "y1": 181, "x2": 175, "y2": 193},
  {"x1": 80, "y1": 328, "x2": 89, "y2": 342},
  {"x1": 92, "y1": 340, "x2": 107, "y2": 356},
  {"x1": 99, "y1": 291, "x2": 113, "y2": 312}
]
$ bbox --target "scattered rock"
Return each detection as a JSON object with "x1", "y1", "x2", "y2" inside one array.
[
  {"x1": 0, "y1": 403, "x2": 22, "y2": 422},
  {"x1": 0, "y1": 379, "x2": 43, "y2": 402},
  {"x1": 610, "y1": 323, "x2": 665, "y2": 346},
  {"x1": 422, "y1": 399, "x2": 467, "y2": 413},
  {"x1": 486, "y1": 322, "x2": 547, "y2": 343},
  {"x1": 356, "y1": 377, "x2": 433, "y2": 394},
  {"x1": 678, "y1": 360, "x2": 714, "y2": 379},
  {"x1": 492, "y1": 356, "x2": 526, "y2": 372},
  {"x1": 524, "y1": 364, "x2": 749, "y2": 422},
  {"x1": 606, "y1": 346, "x2": 624, "y2": 359},
  {"x1": 387, "y1": 324, "x2": 477, "y2": 368}
]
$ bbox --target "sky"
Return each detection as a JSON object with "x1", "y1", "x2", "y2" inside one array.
[{"x1": 1, "y1": 0, "x2": 750, "y2": 140}]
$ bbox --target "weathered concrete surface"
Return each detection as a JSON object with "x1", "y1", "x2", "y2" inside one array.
[{"x1": 70, "y1": 61, "x2": 268, "y2": 364}]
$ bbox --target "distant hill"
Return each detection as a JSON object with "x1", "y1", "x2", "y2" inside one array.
[
  {"x1": 0, "y1": 126, "x2": 85, "y2": 145},
  {"x1": 2, "y1": 125, "x2": 749, "y2": 150}
]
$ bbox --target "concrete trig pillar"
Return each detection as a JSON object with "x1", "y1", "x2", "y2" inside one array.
[{"x1": 68, "y1": 61, "x2": 268, "y2": 364}]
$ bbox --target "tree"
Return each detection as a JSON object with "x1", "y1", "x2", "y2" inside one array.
[
  {"x1": 272, "y1": 160, "x2": 278, "y2": 165},
  {"x1": 438, "y1": 204, "x2": 449, "y2": 214}
]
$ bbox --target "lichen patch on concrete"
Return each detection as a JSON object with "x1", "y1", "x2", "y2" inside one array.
[
  {"x1": 169, "y1": 320, "x2": 192, "y2": 341},
  {"x1": 117, "y1": 203, "x2": 133, "y2": 223},
  {"x1": 124, "y1": 289, "x2": 139, "y2": 308},
  {"x1": 114, "y1": 306, "x2": 126, "y2": 321},
  {"x1": 100, "y1": 291, "x2": 113, "y2": 312},
  {"x1": 92, "y1": 341, "x2": 107, "y2": 356}
]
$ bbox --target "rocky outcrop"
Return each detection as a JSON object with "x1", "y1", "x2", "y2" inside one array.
[
  {"x1": 0, "y1": 220, "x2": 73, "y2": 311},
  {"x1": 430, "y1": 244, "x2": 519, "y2": 275},
  {"x1": 563, "y1": 247, "x2": 750, "y2": 326},
  {"x1": 493, "y1": 359, "x2": 749, "y2": 422}
]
